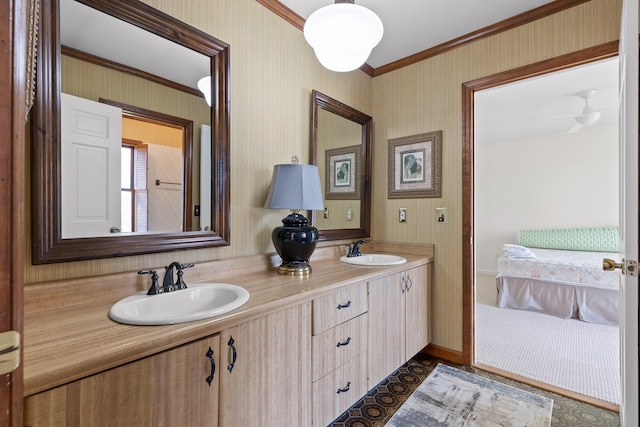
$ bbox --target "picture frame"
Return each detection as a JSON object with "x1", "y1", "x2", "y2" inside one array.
[
  {"x1": 325, "y1": 145, "x2": 361, "y2": 200},
  {"x1": 388, "y1": 131, "x2": 442, "y2": 198}
]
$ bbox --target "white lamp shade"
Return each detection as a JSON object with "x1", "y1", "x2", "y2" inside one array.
[
  {"x1": 197, "y1": 76, "x2": 212, "y2": 106},
  {"x1": 304, "y1": 3, "x2": 383, "y2": 72},
  {"x1": 264, "y1": 164, "x2": 324, "y2": 211}
]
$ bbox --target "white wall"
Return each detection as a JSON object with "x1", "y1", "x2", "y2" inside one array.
[
  {"x1": 148, "y1": 144, "x2": 183, "y2": 232},
  {"x1": 475, "y1": 125, "x2": 619, "y2": 274}
]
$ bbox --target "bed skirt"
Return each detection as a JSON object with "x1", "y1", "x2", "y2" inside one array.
[{"x1": 496, "y1": 275, "x2": 619, "y2": 325}]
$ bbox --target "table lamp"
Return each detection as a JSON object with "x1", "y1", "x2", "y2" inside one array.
[{"x1": 264, "y1": 162, "x2": 324, "y2": 275}]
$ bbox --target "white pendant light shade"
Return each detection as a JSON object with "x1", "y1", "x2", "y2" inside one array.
[
  {"x1": 197, "y1": 76, "x2": 212, "y2": 106},
  {"x1": 304, "y1": 2, "x2": 383, "y2": 72}
]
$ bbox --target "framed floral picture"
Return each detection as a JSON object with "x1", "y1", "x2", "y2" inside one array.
[
  {"x1": 388, "y1": 131, "x2": 442, "y2": 198},
  {"x1": 325, "y1": 145, "x2": 361, "y2": 200}
]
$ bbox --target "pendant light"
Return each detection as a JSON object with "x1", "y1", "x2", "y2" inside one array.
[{"x1": 303, "y1": 0, "x2": 383, "y2": 72}]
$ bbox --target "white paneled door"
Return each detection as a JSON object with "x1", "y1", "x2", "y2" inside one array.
[
  {"x1": 61, "y1": 93, "x2": 122, "y2": 238},
  {"x1": 618, "y1": 0, "x2": 639, "y2": 425}
]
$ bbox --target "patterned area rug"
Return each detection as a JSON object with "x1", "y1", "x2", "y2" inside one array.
[{"x1": 386, "y1": 364, "x2": 553, "y2": 427}]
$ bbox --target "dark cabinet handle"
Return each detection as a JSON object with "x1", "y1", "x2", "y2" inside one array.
[
  {"x1": 227, "y1": 336, "x2": 237, "y2": 373},
  {"x1": 401, "y1": 275, "x2": 406, "y2": 293},
  {"x1": 336, "y1": 337, "x2": 351, "y2": 348},
  {"x1": 205, "y1": 346, "x2": 216, "y2": 386},
  {"x1": 337, "y1": 382, "x2": 351, "y2": 394},
  {"x1": 336, "y1": 300, "x2": 352, "y2": 310},
  {"x1": 407, "y1": 275, "x2": 413, "y2": 291}
]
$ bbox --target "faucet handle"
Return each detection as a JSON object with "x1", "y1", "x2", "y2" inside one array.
[
  {"x1": 139, "y1": 270, "x2": 163, "y2": 295},
  {"x1": 174, "y1": 263, "x2": 194, "y2": 290}
]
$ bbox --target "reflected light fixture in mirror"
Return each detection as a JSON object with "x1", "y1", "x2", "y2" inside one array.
[
  {"x1": 264, "y1": 160, "x2": 324, "y2": 276},
  {"x1": 303, "y1": 0, "x2": 383, "y2": 72}
]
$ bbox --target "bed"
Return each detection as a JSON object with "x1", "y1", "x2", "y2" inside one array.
[{"x1": 496, "y1": 226, "x2": 620, "y2": 325}]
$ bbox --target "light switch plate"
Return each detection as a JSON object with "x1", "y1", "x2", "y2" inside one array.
[
  {"x1": 399, "y1": 208, "x2": 407, "y2": 223},
  {"x1": 436, "y1": 207, "x2": 446, "y2": 223}
]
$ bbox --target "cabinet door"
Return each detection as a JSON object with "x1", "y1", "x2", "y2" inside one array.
[
  {"x1": 24, "y1": 335, "x2": 221, "y2": 427},
  {"x1": 219, "y1": 302, "x2": 312, "y2": 427},
  {"x1": 404, "y1": 264, "x2": 431, "y2": 358},
  {"x1": 367, "y1": 272, "x2": 405, "y2": 389}
]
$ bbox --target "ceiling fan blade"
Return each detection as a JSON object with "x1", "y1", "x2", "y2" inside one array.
[{"x1": 567, "y1": 122, "x2": 583, "y2": 133}]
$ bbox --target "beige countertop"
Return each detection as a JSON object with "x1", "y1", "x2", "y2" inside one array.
[{"x1": 23, "y1": 242, "x2": 433, "y2": 396}]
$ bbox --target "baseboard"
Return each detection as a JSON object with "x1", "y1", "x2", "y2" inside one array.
[{"x1": 422, "y1": 344, "x2": 467, "y2": 365}]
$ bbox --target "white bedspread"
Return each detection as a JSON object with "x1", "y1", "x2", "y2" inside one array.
[
  {"x1": 496, "y1": 248, "x2": 620, "y2": 325},
  {"x1": 498, "y1": 248, "x2": 620, "y2": 289}
]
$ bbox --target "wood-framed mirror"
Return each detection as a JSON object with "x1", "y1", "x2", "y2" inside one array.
[
  {"x1": 31, "y1": 0, "x2": 230, "y2": 264},
  {"x1": 310, "y1": 90, "x2": 371, "y2": 241}
]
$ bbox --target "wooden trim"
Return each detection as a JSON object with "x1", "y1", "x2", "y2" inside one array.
[
  {"x1": 256, "y1": 0, "x2": 305, "y2": 30},
  {"x1": 258, "y1": 0, "x2": 589, "y2": 76},
  {"x1": 31, "y1": 0, "x2": 231, "y2": 263},
  {"x1": 476, "y1": 363, "x2": 620, "y2": 413},
  {"x1": 373, "y1": 0, "x2": 589, "y2": 76},
  {"x1": 1, "y1": 0, "x2": 26, "y2": 424},
  {"x1": 61, "y1": 45, "x2": 204, "y2": 99},
  {"x1": 422, "y1": 344, "x2": 466, "y2": 365},
  {"x1": 461, "y1": 42, "x2": 619, "y2": 365}
]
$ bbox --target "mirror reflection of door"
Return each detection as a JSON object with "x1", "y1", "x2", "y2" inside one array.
[{"x1": 61, "y1": 93, "x2": 123, "y2": 238}]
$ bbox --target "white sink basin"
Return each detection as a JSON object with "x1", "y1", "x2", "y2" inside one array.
[
  {"x1": 340, "y1": 254, "x2": 407, "y2": 266},
  {"x1": 109, "y1": 283, "x2": 250, "y2": 325}
]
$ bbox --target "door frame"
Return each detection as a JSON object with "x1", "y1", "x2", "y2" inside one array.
[
  {"x1": 1, "y1": 0, "x2": 26, "y2": 425},
  {"x1": 461, "y1": 41, "x2": 619, "y2": 365}
]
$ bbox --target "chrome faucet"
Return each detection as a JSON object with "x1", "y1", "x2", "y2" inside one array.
[{"x1": 345, "y1": 239, "x2": 368, "y2": 257}]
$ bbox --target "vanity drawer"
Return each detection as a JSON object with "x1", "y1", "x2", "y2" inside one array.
[
  {"x1": 312, "y1": 352, "x2": 368, "y2": 427},
  {"x1": 312, "y1": 282, "x2": 367, "y2": 334},
  {"x1": 312, "y1": 313, "x2": 367, "y2": 381}
]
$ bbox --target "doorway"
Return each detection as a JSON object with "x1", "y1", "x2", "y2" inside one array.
[{"x1": 461, "y1": 41, "x2": 620, "y2": 407}]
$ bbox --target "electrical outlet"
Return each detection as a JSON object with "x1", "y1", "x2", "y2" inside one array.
[
  {"x1": 399, "y1": 208, "x2": 407, "y2": 223},
  {"x1": 346, "y1": 208, "x2": 353, "y2": 221},
  {"x1": 436, "y1": 207, "x2": 446, "y2": 223},
  {"x1": 323, "y1": 207, "x2": 329, "y2": 219}
]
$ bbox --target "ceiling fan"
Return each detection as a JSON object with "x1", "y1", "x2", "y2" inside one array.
[
  {"x1": 538, "y1": 89, "x2": 614, "y2": 134},
  {"x1": 565, "y1": 89, "x2": 604, "y2": 133}
]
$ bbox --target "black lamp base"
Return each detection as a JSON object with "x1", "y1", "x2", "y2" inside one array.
[{"x1": 272, "y1": 213, "x2": 319, "y2": 276}]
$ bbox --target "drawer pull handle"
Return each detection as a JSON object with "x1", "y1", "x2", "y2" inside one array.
[
  {"x1": 227, "y1": 336, "x2": 237, "y2": 373},
  {"x1": 205, "y1": 346, "x2": 216, "y2": 386},
  {"x1": 337, "y1": 382, "x2": 351, "y2": 394},
  {"x1": 336, "y1": 300, "x2": 352, "y2": 310},
  {"x1": 336, "y1": 337, "x2": 351, "y2": 348}
]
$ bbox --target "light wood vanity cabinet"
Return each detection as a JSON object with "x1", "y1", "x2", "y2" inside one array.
[
  {"x1": 23, "y1": 334, "x2": 221, "y2": 427},
  {"x1": 219, "y1": 302, "x2": 312, "y2": 427},
  {"x1": 311, "y1": 282, "x2": 369, "y2": 426},
  {"x1": 367, "y1": 264, "x2": 431, "y2": 389},
  {"x1": 22, "y1": 251, "x2": 433, "y2": 427}
]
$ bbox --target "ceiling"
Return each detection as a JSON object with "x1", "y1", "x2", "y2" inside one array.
[
  {"x1": 476, "y1": 58, "x2": 619, "y2": 142},
  {"x1": 61, "y1": 0, "x2": 619, "y2": 141}
]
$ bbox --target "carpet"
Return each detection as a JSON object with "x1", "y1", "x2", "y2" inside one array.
[
  {"x1": 475, "y1": 303, "x2": 619, "y2": 404},
  {"x1": 386, "y1": 364, "x2": 553, "y2": 427}
]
